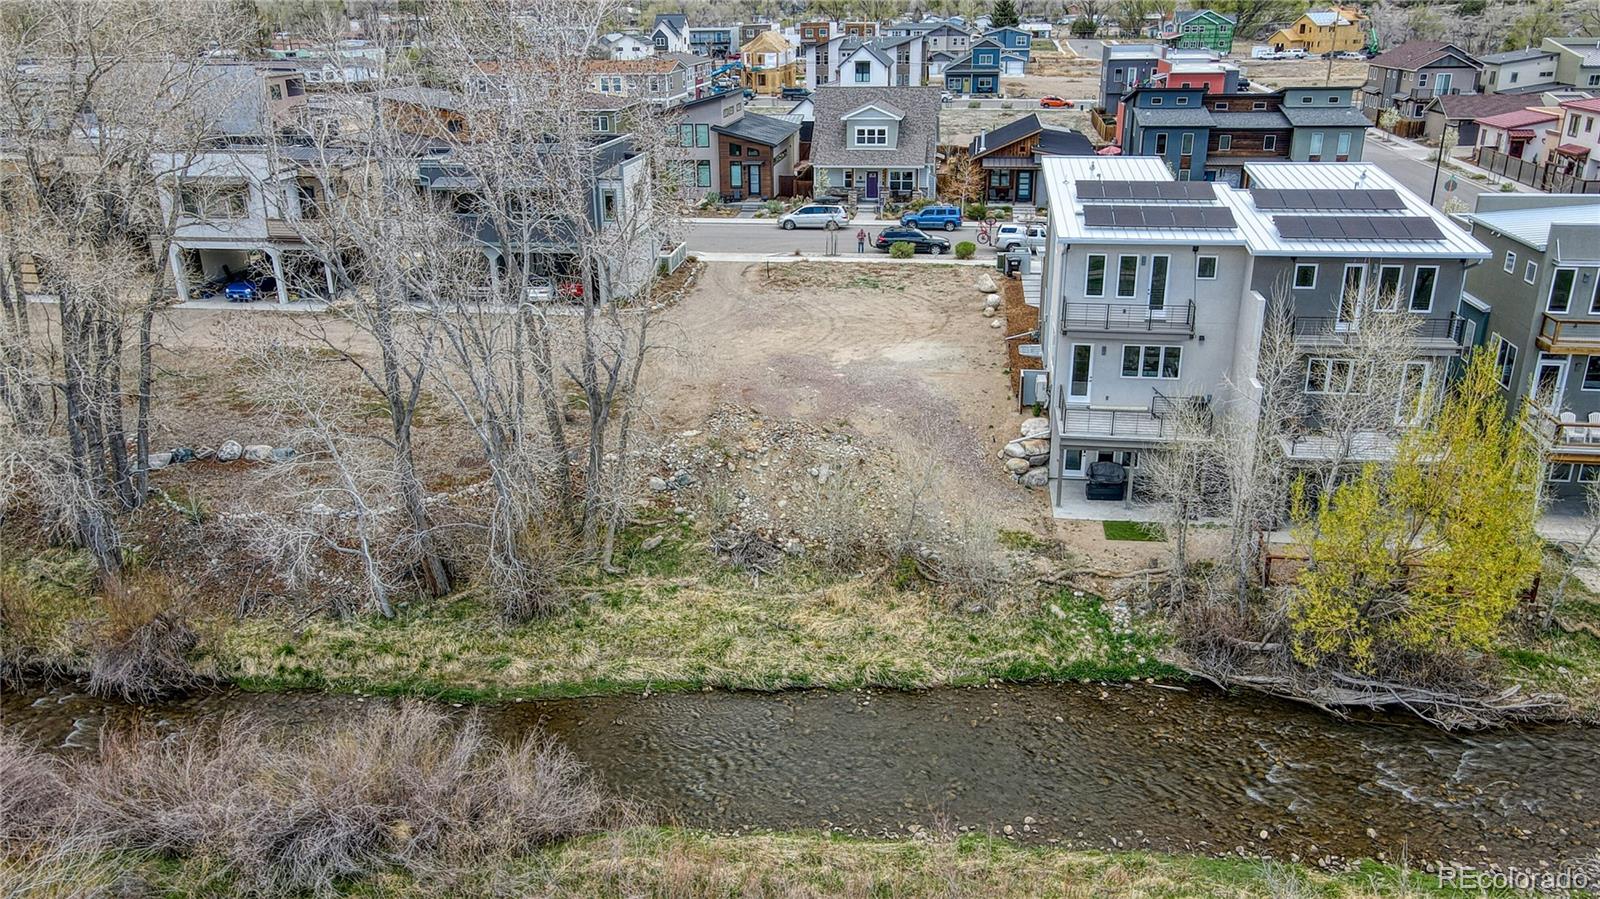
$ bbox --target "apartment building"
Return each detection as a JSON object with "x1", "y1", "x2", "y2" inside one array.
[
  {"x1": 1458, "y1": 194, "x2": 1600, "y2": 500},
  {"x1": 1036, "y1": 157, "x2": 1488, "y2": 516},
  {"x1": 1362, "y1": 40, "x2": 1481, "y2": 120}
]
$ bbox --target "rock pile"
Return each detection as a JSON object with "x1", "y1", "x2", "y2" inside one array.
[
  {"x1": 137, "y1": 440, "x2": 296, "y2": 473},
  {"x1": 976, "y1": 275, "x2": 1003, "y2": 329},
  {"x1": 1001, "y1": 416, "x2": 1050, "y2": 490}
]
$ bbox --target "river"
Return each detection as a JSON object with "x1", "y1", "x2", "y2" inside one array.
[{"x1": 4, "y1": 680, "x2": 1596, "y2": 871}]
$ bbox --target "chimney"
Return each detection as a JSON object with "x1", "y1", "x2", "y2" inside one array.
[{"x1": 979, "y1": 129, "x2": 987, "y2": 152}]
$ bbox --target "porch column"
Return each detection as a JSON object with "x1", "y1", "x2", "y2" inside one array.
[
  {"x1": 265, "y1": 249, "x2": 288, "y2": 305},
  {"x1": 168, "y1": 244, "x2": 190, "y2": 305}
]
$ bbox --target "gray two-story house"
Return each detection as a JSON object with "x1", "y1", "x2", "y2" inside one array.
[
  {"x1": 1459, "y1": 194, "x2": 1600, "y2": 499},
  {"x1": 1362, "y1": 40, "x2": 1481, "y2": 121}
]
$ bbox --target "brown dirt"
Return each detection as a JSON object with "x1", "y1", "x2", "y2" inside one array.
[
  {"x1": 646, "y1": 261, "x2": 1049, "y2": 528},
  {"x1": 1236, "y1": 56, "x2": 1368, "y2": 91},
  {"x1": 1000, "y1": 275, "x2": 1035, "y2": 396},
  {"x1": 940, "y1": 105, "x2": 1098, "y2": 145}
]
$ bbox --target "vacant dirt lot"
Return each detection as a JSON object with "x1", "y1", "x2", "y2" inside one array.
[
  {"x1": 1008, "y1": 41, "x2": 1102, "y2": 103},
  {"x1": 648, "y1": 262, "x2": 1046, "y2": 526},
  {"x1": 1235, "y1": 56, "x2": 1368, "y2": 91},
  {"x1": 940, "y1": 104, "x2": 1097, "y2": 145}
]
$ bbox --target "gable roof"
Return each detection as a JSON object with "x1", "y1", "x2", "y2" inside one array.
[
  {"x1": 712, "y1": 113, "x2": 800, "y2": 145},
  {"x1": 1280, "y1": 106, "x2": 1372, "y2": 127},
  {"x1": 809, "y1": 85, "x2": 941, "y2": 168},
  {"x1": 1426, "y1": 92, "x2": 1538, "y2": 121},
  {"x1": 841, "y1": 41, "x2": 893, "y2": 68},
  {"x1": 1303, "y1": 10, "x2": 1352, "y2": 26},
  {"x1": 741, "y1": 30, "x2": 791, "y2": 55},
  {"x1": 971, "y1": 112, "x2": 1045, "y2": 157},
  {"x1": 653, "y1": 13, "x2": 686, "y2": 36},
  {"x1": 1475, "y1": 107, "x2": 1559, "y2": 129},
  {"x1": 1367, "y1": 40, "x2": 1479, "y2": 71},
  {"x1": 1563, "y1": 96, "x2": 1600, "y2": 113},
  {"x1": 842, "y1": 101, "x2": 904, "y2": 120}
]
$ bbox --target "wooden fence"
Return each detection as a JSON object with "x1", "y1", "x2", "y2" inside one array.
[
  {"x1": 1472, "y1": 148, "x2": 1600, "y2": 194},
  {"x1": 1089, "y1": 106, "x2": 1117, "y2": 143}
]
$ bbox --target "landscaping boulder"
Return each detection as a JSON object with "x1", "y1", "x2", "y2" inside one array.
[
  {"x1": 649, "y1": 476, "x2": 669, "y2": 492},
  {"x1": 217, "y1": 440, "x2": 242, "y2": 462},
  {"x1": 982, "y1": 308, "x2": 996, "y2": 318},
  {"x1": 1017, "y1": 437, "x2": 1049, "y2": 457},
  {"x1": 1003, "y1": 439, "x2": 1029, "y2": 459},
  {"x1": 1019, "y1": 417, "x2": 1049, "y2": 439},
  {"x1": 146, "y1": 452, "x2": 172, "y2": 471},
  {"x1": 990, "y1": 319, "x2": 1002, "y2": 329},
  {"x1": 170, "y1": 447, "x2": 196, "y2": 464},
  {"x1": 976, "y1": 273, "x2": 998, "y2": 293},
  {"x1": 270, "y1": 447, "x2": 296, "y2": 463},
  {"x1": 984, "y1": 293, "x2": 1001, "y2": 308},
  {"x1": 242, "y1": 444, "x2": 273, "y2": 462},
  {"x1": 1004, "y1": 456, "x2": 1031, "y2": 475},
  {"x1": 1020, "y1": 466, "x2": 1049, "y2": 489}
]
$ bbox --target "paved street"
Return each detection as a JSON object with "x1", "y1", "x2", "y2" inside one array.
[
  {"x1": 686, "y1": 219, "x2": 996, "y2": 257},
  {"x1": 1351, "y1": 138, "x2": 1490, "y2": 212}
]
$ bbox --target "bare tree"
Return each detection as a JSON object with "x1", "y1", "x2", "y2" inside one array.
[{"x1": 1142, "y1": 397, "x2": 1218, "y2": 606}]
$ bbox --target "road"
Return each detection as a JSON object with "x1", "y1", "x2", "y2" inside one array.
[
  {"x1": 686, "y1": 219, "x2": 998, "y2": 257},
  {"x1": 1361, "y1": 138, "x2": 1489, "y2": 212}
]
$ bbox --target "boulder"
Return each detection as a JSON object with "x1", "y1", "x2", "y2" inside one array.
[
  {"x1": 1003, "y1": 439, "x2": 1030, "y2": 459},
  {"x1": 1004, "y1": 457, "x2": 1031, "y2": 475},
  {"x1": 1020, "y1": 467, "x2": 1049, "y2": 489},
  {"x1": 976, "y1": 273, "x2": 998, "y2": 293},
  {"x1": 217, "y1": 440, "x2": 243, "y2": 462},
  {"x1": 989, "y1": 319, "x2": 1002, "y2": 329},
  {"x1": 1017, "y1": 437, "x2": 1050, "y2": 457},
  {"x1": 982, "y1": 308, "x2": 996, "y2": 318},
  {"x1": 648, "y1": 476, "x2": 669, "y2": 492},
  {"x1": 146, "y1": 452, "x2": 173, "y2": 470},
  {"x1": 242, "y1": 444, "x2": 273, "y2": 462},
  {"x1": 1019, "y1": 417, "x2": 1050, "y2": 439},
  {"x1": 170, "y1": 446, "x2": 197, "y2": 464},
  {"x1": 984, "y1": 293, "x2": 1001, "y2": 307},
  {"x1": 270, "y1": 447, "x2": 296, "y2": 463}
]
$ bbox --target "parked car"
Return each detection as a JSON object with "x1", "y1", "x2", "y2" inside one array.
[
  {"x1": 874, "y1": 227, "x2": 950, "y2": 254},
  {"x1": 1249, "y1": 46, "x2": 1277, "y2": 59},
  {"x1": 1332, "y1": 51, "x2": 1364, "y2": 60},
  {"x1": 993, "y1": 222, "x2": 1047, "y2": 253},
  {"x1": 1279, "y1": 48, "x2": 1308, "y2": 59},
  {"x1": 941, "y1": 91, "x2": 954, "y2": 102},
  {"x1": 780, "y1": 86, "x2": 811, "y2": 100},
  {"x1": 778, "y1": 204, "x2": 848, "y2": 230},
  {"x1": 1038, "y1": 95, "x2": 1072, "y2": 108},
  {"x1": 898, "y1": 204, "x2": 963, "y2": 231},
  {"x1": 224, "y1": 275, "x2": 276, "y2": 303}
]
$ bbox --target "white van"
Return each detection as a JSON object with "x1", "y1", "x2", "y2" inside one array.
[{"x1": 1250, "y1": 46, "x2": 1277, "y2": 59}]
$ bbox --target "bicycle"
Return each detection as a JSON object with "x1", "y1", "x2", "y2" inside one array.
[{"x1": 975, "y1": 217, "x2": 1000, "y2": 246}]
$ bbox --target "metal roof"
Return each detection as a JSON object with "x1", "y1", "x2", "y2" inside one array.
[
  {"x1": 712, "y1": 112, "x2": 800, "y2": 145},
  {"x1": 1460, "y1": 203, "x2": 1600, "y2": 252},
  {"x1": 1280, "y1": 106, "x2": 1372, "y2": 128},
  {"x1": 1042, "y1": 156, "x2": 1250, "y2": 246},
  {"x1": 1478, "y1": 48, "x2": 1557, "y2": 65}
]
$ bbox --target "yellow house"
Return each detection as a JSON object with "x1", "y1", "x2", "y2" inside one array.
[
  {"x1": 1268, "y1": 7, "x2": 1369, "y2": 55},
  {"x1": 740, "y1": 30, "x2": 798, "y2": 94}
]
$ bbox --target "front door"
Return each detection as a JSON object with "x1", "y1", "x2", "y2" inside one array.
[
  {"x1": 746, "y1": 163, "x2": 762, "y2": 197},
  {"x1": 865, "y1": 170, "x2": 880, "y2": 199},
  {"x1": 1016, "y1": 170, "x2": 1033, "y2": 203},
  {"x1": 1068, "y1": 343, "x2": 1092, "y2": 402},
  {"x1": 1534, "y1": 353, "x2": 1568, "y2": 413}
]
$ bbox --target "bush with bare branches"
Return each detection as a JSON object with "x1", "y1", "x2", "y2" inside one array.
[{"x1": 85, "y1": 577, "x2": 198, "y2": 703}]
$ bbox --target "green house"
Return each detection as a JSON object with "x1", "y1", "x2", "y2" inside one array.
[{"x1": 1165, "y1": 9, "x2": 1236, "y2": 55}]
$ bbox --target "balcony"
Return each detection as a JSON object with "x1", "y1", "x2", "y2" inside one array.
[
  {"x1": 1524, "y1": 405, "x2": 1600, "y2": 461},
  {"x1": 1054, "y1": 385, "x2": 1203, "y2": 442},
  {"x1": 1537, "y1": 313, "x2": 1600, "y2": 354},
  {"x1": 1061, "y1": 300, "x2": 1196, "y2": 336},
  {"x1": 1291, "y1": 313, "x2": 1464, "y2": 352}
]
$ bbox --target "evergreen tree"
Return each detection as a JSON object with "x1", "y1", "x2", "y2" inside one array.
[{"x1": 992, "y1": 0, "x2": 1020, "y2": 29}]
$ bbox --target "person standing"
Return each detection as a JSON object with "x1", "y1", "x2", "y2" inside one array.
[{"x1": 855, "y1": 227, "x2": 867, "y2": 254}]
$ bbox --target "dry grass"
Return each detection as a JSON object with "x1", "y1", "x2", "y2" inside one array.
[{"x1": 86, "y1": 573, "x2": 199, "y2": 702}]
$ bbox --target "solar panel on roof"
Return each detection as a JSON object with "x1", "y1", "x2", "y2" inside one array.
[
  {"x1": 1074, "y1": 180, "x2": 1218, "y2": 202},
  {"x1": 1272, "y1": 215, "x2": 1444, "y2": 241},
  {"x1": 1273, "y1": 216, "x2": 1315, "y2": 239},
  {"x1": 1082, "y1": 205, "x2": 1115, "y2": 226},
  {"x1": 1081, "y1": 204, "x2": 1236, "y2": 229},
  {"x1": 1253, "y1": 189, "x2": 1408, "y2": 211},
  {"x1": 1076, "y1": 181, "x2": 1106, "y2": 199}
]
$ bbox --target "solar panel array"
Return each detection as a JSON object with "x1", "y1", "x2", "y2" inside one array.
[
  {"x1": 1272, "y1": 215, "x2": 1444, "y2": 241},
  {"x1": 1083, "y1": 204, "x2": 1237, "y2": 229},
  {"x1": 1251, "y1": 189, "x2": 1405, "y2": 211},
  {"x1": 1075, "y1": 180, "x2": 1216, "y2": 201}
]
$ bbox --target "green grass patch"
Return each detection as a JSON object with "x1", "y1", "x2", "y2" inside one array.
[{"x1": 1103, "y1": 520, "x2": 1164, "y2": 542}]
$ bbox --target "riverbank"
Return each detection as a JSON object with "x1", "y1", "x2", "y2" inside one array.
[{"x1": 0, "y1": 827, "x2": 1527, "y2": 898}]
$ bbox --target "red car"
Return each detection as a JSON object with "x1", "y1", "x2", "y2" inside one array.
[{"x1": 1039, "y1": 96, "x2": 1073, "y2": 108}]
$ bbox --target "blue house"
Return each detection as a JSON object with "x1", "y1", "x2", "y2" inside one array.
[
  {"x1": 983, "y1": 26, "x2": 1032, "y2": 61},
  {"x1": 944, "y1": 39, "x2": 1004, "y2": 95},
  {"x1": 1118, "y1": 86, "x2": 1213, "y2": 180}
]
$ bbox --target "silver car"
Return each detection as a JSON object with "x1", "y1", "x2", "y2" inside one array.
[
  {"x1": 994, "y1": 222, "x2": 1047, "y2": 253},
  {"x1": 778, "y1": 204, "x2": 848, "y2": 230}
]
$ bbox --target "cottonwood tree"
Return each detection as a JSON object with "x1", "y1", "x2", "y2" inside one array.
[
  {"x1": 1143, "y1": 398, "x2": 1218, "y2": 606},
  {"x1": 0, "y1": 1, "x2": 249, "y2": 581}
]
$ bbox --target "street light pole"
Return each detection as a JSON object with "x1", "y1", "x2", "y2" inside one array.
[{"x1": 1429, "y1": 137, "x2": 1444, "y2": 205}]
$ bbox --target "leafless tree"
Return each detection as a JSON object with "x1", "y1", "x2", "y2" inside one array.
[{"x1": 1142, "y1": 397, "x2": 1217, "y2": 606}]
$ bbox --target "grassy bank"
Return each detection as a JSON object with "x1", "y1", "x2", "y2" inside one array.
[
  {"x1": 3, "y1": 534, "x2": 1176, "y2": 703},
  {"x1": 5, "y1": 828, "x2": 1521, "y2": 898}
]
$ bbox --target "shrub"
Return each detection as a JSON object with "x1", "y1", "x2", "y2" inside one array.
[
  {"x1": 762, "y1": 199, "x2": 783, "y2": 215},
  {"x1": 889, "y1": 241, "x2": 916, "y2": 259},
  {"x1": 906, "y1": 197, "x2": 934, "y2": 211},
  {"x1": 954, "y1": 241, "x2": 976, "y2": 259},
  {"x1": 964, "y1": 203, "x2": 988, "y2": 220},
  {"x1": 967, "y1": 100, "x2": 980, "y2": 108},
  {"x1": 87, "y1": 576, "x2": 199, "y2": 703},
  {"x1": 1000, "y1": 101, "x2": 1013, "y2": 109},
  {"x1": 0, "y1": 733, "x2": 65, "y2": 850}
]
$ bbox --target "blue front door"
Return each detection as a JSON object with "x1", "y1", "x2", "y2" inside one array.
[{"x1": 865, "y1": 171, "x2": 880, "y2": 199}]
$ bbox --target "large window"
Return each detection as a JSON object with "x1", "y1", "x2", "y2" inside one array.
[
  {"x1": 680, "y1": 124, "x2": 695, "y2": 146},
  {"x1": 855, "y1": 61, "x2": 871, "y2": 82},
  {"x1": 1549, "y1": 268, "x2": 1577, "y2": 313},
  {"x1": 1148, "y1": 255, "x2": 1169, "y2": 310},
  {"x1": 1376, "y1": 264, "x2": 1403, "y2": 310},
  {"x1": 1409, "y1": 265, "x2": 1437, "y2": 313},
  {"x1": 854, "y1": 126, "x2": 887, "y2": 146},
  {"x1": 178, "y1": 182, "x2": 248, "y2": 220},
  {"x1": 888, "y1": 170, "x2": 914, "y2": 193},
  {"x1": 1154, "y1": 133, "x2": 1168, "y2": 154},
  {"x1": 1583, "y1": 355, "x2": 1600, "y2": 391},
  {"x1": 1304, "y1": 357, "x2": 1360, "y2": 393},
  {"x1": 1217, "y1": 134, "x2": 1232, "y2": 151},
  {"x1": 1116, "y1": 255, "x2": 1139, "y2": 298},
  {"x1": 696, "y1": 124, "x2": 710, "y2": 147},
  {"x1": 1493, "y1": 334, "x2": 1517, "y2": 389},
  {"x1": 1085, "y1": 253, "x2": 1107, "y2": 297},
  {"x1": 696, "y1": 160, "x2": 711, "y2": 188},
  {"x1": 1308, "y1": 131, "x2": 1325, "y2": 158},
  {"x1": 1179, "y1": 132, "x2": 1195, "y2": 155},
  {"x1": 1525, "y1": 260, "x2": 1538, "y2": 284},
  {"x1": 1121, "y1": 345, "x2": 1182, "y2": 379}
]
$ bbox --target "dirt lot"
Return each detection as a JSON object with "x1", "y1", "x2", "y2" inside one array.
[
  {"x1": 940, "y1": 104, "x2": 1097, "y2": 145},
  {"x1": 1233, "y1": 56, "x2": 1368, "y2": 91},
  {"x1": 648, "y1": 262, "x2": 1046, "y2": 526},
  {"x1": 1008, "y1": 40, "x2": 1102, "y2": 103}
]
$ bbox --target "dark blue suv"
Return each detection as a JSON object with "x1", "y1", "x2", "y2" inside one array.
[{"x1": 899, "y1": 204, "x2": 963, "y2": 232}]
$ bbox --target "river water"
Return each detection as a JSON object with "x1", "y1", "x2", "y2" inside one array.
[{"x1": 5, "y1": 681, "x2": 1596, "y2": 871}]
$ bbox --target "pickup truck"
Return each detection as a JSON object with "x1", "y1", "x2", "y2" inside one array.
[{"x1": 992, "y1": 222, "x2": 1047, "y2": 253}]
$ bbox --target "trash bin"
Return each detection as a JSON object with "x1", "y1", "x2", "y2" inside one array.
[{"x1": 997, "y1": 251, "x2": 1026, "y2": 277}]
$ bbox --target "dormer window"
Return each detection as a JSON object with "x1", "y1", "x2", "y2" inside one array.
[
  {"x1": 1177, "y1": 96, "x2": 1189, "y2": 105},
  {"x1": 1150, "y1": 96, "x2": 1163, "y2": 106},
  {"x1": 854, "y1": 126, "x2": 888, "y2": 146},
  {"x1": 1253, "y1": 101, "x2": 1267, "y2": 110}
]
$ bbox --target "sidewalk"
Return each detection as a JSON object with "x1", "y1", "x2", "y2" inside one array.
[
  {"x1": 687, "y1": 216, "x2": 928, "y2": 227},
  {"x1": 694, "y1": 251, "x2": 992, "y2": 265},
  {"x1": 1370, "y1": 131, "x2": 1521, "y2": 192}
]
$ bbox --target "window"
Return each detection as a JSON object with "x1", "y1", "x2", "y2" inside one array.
[
  {"x1": 1252, "y1": 100, "x2": 1267, "y2": 110},
  {"x1": 269, "y1": 84, "x2": 283, "y2": 101},
  {"x1": 1336, "y1": 132, "x2": 1351, "y2": 158},
  {"x1": 728, "y1": 142, "x2": 742, "y2": 155},
  {"x1": 855, "y1": 61, "x2": 871, "y2": 82},
  {"x1": 696, "y1": 124, "x2": 710, "y2": 147},
  {"x1": 1176, "y1": 96, "x2": 1189, "y2": 105},
  {"x1": 1493, "y1": 334, "x2": 1517, "y2": 389},
  {"x1": 1308, "y1": 131, "x2": 1325, "y2": 158},
  {"x1": 1217, "y1": 134, "x2": 1232, "y2": 151},
  {"x1": 1148, "y1": 256, "x2": 1169, "y2": 310},
  {"x1": 728, "y1": 161, "x2": 741, "y2": 194},
  {"x1": 1549, "y1": 463, "x2": 1574, "y2": 482},
  {"x1": 600, "y1": 188, "x2": 617, "y2": 222},
  {"x1": 1293, "y1": 263, "x2": 1317, "y2": 289},
  {"x1": 1116, "y1": 255, "x2": 1139, "y2": 298},
  {"x1": 680, "y1": 124, "x2": 695, "y2": 146},
  {"x1": 1196, "y1": 256, "x2": 1218, "y2": 279},
  {"x1": 1504, "y1": 250, "x2": 1516, "y2": 274},
  {"x1": 1304, "y1": 357, "x2": 1358, "y2": 393},
  {"x1": 747, "y1": 147, "x2": 759, "y2": 157},
  {"x1": 1417, "y1": 72, "x2": 1429, "y2": 87},
  {"x1": 1549, "y1": 268, "x2": 1577, "y2": 313},
  {"x1": 1580, "y1": 463, "x2": 1600, "y2": 483},
  {"x1": 1179, "y1": 132, "x2": 1194, "y2": 155},
  {"x1": 1583, "y1": 355, "x2": 1600, "y2": 391},
  {"x1": 1525, "y1": 260, "x2": 1538, "y2": 284},
  {"x1": 1376, "y1": 264, "x2": 1403, "y2": 310},
  {"x1": 1154, "y1": 133, "x2": 1168, "y2": 154},
  {"x1": 1121, "y1": 345, "x2": 1182, "y2": 378},
  {"x1": 1328, "y1": 95, "x2": 1340, "y2": 104},
  {"x1": 1409, "y1": 265, "x2": 1437, "y2": 312},
  {"x1": 1150, "y1": 96, "x2": 1164, "y2": 106},
  {"x1": 854, "y1": 126, "x2": 887, "y2": 146},
  {"x1": 888, "y1": 170, "x2": 913, "y2": 193},
  {"x1": 1262, "y1": 134, "x2": 1277, "y2": 151},
  {"x1": 1085, "y1": 254, "x2": 1106, "y2": 296},
  {"x1": 1301, "y1": 95, "x2": 1313, "y2": 104}
]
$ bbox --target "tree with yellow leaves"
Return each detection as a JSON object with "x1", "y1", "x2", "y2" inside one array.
[{"x1": 1289, "y1": 354, "x2": 1543, "y2": 674}]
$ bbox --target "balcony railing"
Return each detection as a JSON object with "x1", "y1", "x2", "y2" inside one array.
[
  {"x1": 1054, "y1": 384, "x2": 1206, "y2": 441},
  {"x1": 1061, "y1": 300, "x2": 1196, "y2": 336},
  {"x1": 1291, "y1": 313, "x2": 1463, "y2": 348},
  {"x1": 1537, "y1": 313, "x2": 1600, "y2": 354},
  {"x1": 1523, "y1": 403, "x2": 1600, "y2": 459}
]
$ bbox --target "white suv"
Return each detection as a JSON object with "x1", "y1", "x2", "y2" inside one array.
[
  {"x1": 778, "y1": 204, "x2": 849, "y2": 230},
  {"x1": 994, "y1": 222, "x2": 1047, "y2": 253}
]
